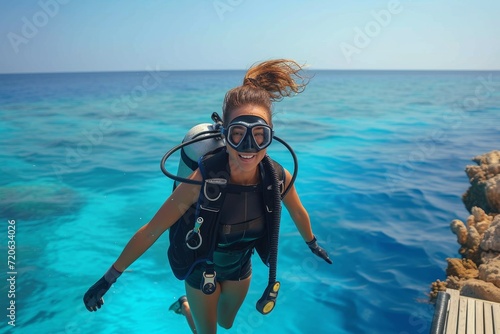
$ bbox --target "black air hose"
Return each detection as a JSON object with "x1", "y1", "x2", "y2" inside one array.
[
  {"x1": 255, "y1": 156, "x2": 283, "y2": 314},
  {"x1": 263, "y1": 155, "x2": 281, "y2": 283}
]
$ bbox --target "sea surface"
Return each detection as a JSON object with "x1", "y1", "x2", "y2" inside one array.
[{"x1": 1, "y1": 70, "x2": 499, "y2": 334}]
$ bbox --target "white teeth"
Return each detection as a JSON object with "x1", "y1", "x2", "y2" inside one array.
[{"x1": 240, "y1": 154, "x2": 254, "y2": 159}]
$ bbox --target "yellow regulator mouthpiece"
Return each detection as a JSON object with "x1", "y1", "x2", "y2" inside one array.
[{"x1": 256, "y1": 281, "x2": 281, "y2": 315}]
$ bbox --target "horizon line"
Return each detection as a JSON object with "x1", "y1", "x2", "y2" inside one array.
[{"x1": 1, "y1": 68, "x2": 500, "y2": 75}]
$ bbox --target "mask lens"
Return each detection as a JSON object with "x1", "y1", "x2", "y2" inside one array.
[
  {"x1": 252, "y1": 126, "x2": 271, "y2": 148},
  {"x1": 228, "y1": 125, "x2": 247, "y2": 147}
]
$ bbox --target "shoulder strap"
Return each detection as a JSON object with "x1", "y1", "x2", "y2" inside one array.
[
  {"x1": 198, "y1": 148, "x2": 230, "y2": 182},
  {"x1": 188, "y1": 150, "x2": 231, "y2": 293},
  {"x1": 167, "y1": 149, "x2": 230, "y2": 283},
  {"x1": 191, "y1": 150, "x2": 229, "y2": 258},
  {"x1": 270, "y1": 159, "x2": 286, "y2": 197}
]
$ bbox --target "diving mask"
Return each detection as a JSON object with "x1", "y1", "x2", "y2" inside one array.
[{"x1": 223, "y1": 115, "x2": 273, "y2": 152}]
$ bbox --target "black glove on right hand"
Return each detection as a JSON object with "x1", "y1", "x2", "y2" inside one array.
[
  {"x1": 83, "y1": 265, "x2": 122, "y2": 312},
  {"x1": 306, "y1": 236, "x2": 333, "y2": 264}
]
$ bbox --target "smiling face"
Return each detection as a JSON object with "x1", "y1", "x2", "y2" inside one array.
[{"x1": 224, "y1": 104, "x2": 272, "y2": 182}]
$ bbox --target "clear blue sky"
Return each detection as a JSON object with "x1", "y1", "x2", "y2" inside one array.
[{"x1": 1, "y1": 0, "x2": 499, "y2": 73}]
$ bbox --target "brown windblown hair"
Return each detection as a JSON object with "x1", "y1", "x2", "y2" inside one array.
[{"x1": 222, "y1": 59, "x2": 309, "y2": 125}]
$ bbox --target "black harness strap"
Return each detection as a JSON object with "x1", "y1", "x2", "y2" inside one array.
[{"x1": 193, "y1": 151, "x2": 231, "y2": 294}]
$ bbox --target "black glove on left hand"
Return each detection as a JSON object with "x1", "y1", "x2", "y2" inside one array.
[
  {"x1": 83, "y1": 265, "x2": 122, "y2": 312},
  {"x1": 306, "y1": 236, "x2": 333, "y2": 264}
]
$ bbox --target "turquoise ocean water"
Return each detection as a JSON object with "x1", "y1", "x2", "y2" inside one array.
[{"x1": 1, "y1": 70, "x2": 499, "y2": 333}]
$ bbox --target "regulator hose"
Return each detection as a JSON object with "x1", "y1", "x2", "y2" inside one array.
[
  {"x1": 160, "y1": 132, "x2": 221, "y2": 186},
  {"x1": 264, "y1": 155, "x2": 281, "y2": 283},
  {"x1": 256, "y1": 155, "x2": 282, "y2": 315}
]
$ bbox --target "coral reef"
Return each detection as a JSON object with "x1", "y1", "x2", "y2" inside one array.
[
  {"x1": 462, "y1": 150, "x2": 500, "y2": 214},
  {"x1": 0, "y1": 183, "x2": 83, "y2": 220},
  {"x1": 430, "y1": 150, "x2": 500, "y2": 303}
]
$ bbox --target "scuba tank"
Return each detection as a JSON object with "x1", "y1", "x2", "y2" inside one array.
[{"x1": 174, "y1": 122, "x2": 225, "y2": 189}]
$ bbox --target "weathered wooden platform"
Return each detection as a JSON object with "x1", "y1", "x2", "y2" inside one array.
[{"x1": 431, "y1": 288, "x2": 500, "y2": 333}]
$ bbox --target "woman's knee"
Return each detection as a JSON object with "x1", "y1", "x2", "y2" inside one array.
[
  {"x1": 216, "y1": 300, "x2": 238, "y2": 329},
  {"x1": 185, "y1": 282, "x2": 220, "y2": 333},
  {"x1": 216, "y1": 278, "x2": 251, "y2": 329},
  {"x1": 180, "y1": 301, "x2": 191, "y2": 317},
  {"x1": 218, "y1": 317, "x2": 235, "y2": 329},
  {"x1": 217, "y1": 300, "x2": 238, "y2": 329}
]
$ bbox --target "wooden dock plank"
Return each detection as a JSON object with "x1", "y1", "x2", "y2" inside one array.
[
  {"x1": 484, "y1": 302, "x2": 494, "y2": 334},
  {"x1": 446, "y1": 289, "x2": 460, "y2": 334},
  {"x1": 492, "y1": 302, "x2": 500, "y2": 334},
  {"x1": 457, "y1": 296, "x2": 467, "y2": 334},
  {"x1": 475, "y1": 299, "x2": 484, "y2": 334},
  {"x1": 466, "y1": 298, "x2": 475, "y2": 333}
]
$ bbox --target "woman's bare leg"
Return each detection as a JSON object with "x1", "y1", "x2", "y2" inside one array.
[
  {"x1": 179, "y1": 298, "x2": 197, "y2": 333},
  {"x1": 217, "y1": 276, "x2": 252, "y2": 329},
  {"x1": 180, "y1": 276, "x2": 252, "y2": 332},
  {"x1": 184, "y1": 282, "x2": 221, "y2": 334}
]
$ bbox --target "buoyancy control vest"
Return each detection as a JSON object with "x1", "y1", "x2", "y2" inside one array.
[
  {"x1": 167, "y1": 147, "x2": 284, "y2": 277},
  {"x1": 167, "y1": 148, "x2": 284, "y2": 314},
  {"x1": 161, "y1": 113, "x2": 297, "y2": 314}
]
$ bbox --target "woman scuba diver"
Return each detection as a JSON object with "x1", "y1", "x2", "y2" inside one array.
[{"x1": 83, "y1": 59, "x2": 332, "y2": 334}]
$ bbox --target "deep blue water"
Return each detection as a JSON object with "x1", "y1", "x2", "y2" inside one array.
[{"x1": 1, "y1": 70, "x2": 499, "y2": 333}]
